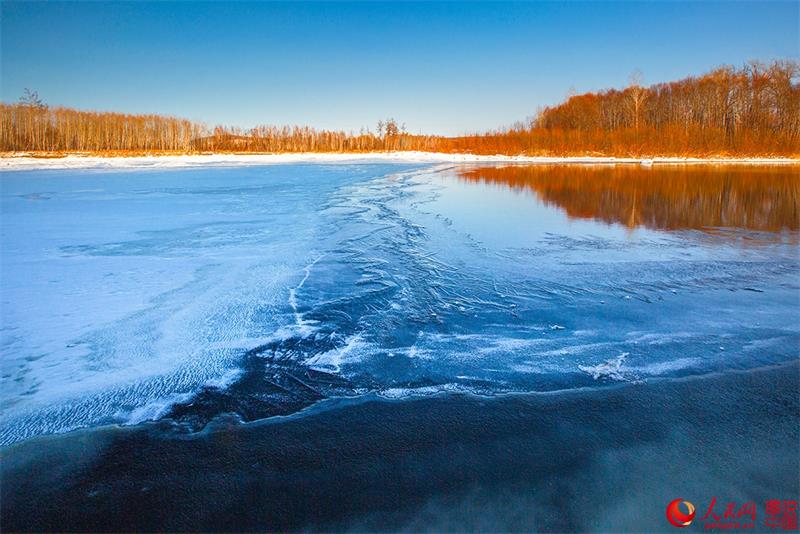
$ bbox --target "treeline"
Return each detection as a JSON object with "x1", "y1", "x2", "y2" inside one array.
[
  {"x1": 0, "y1": 99, "x2": 434, "y2": 153},
  {"x1": 1, "y1": 60, "x2": 798, "y2": 156},
  {"x1": 194, "y1": 121, "x2": 439, "y2": 153},
  {"x1": 1, "y1": 90, "x2": 202, "y2": 152},
  {"x1": 529, "y1": 60, "x2": 800, "y2": 155}
]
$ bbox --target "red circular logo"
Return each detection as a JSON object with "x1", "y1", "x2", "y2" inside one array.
[{"x1": 666, "y1": 498, "x2": 696, "y2": 528}]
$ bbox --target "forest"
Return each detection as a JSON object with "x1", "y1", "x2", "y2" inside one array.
[{"x1": 1, "y1": 60, "x2": 798, "y2": 157}]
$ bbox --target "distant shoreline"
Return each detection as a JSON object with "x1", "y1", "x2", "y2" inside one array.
[{"x1": 2, "y1": 151, "x2": 799, "y2": 171}]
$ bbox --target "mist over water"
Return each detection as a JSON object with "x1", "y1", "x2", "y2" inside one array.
[{"x1": 1, "y1": 163, "x2": 798, "y2": 446}]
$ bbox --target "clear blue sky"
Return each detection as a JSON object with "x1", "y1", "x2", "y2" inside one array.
[{"x1": 1, "y1": 1, "x2": 797, "y2": 135}]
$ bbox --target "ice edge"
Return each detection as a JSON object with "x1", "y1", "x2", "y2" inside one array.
[{"x1": 2, "y1": 151, "x2": 799, "y2": 171}]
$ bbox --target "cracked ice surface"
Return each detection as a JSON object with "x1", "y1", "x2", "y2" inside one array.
[{"x1": 1, "y1": 163, "x2": 798, "y2": 445}]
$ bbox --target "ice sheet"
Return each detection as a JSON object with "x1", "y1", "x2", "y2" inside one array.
[{"x1": 1, "y1": 162, "x2": 797, "y2": 445}]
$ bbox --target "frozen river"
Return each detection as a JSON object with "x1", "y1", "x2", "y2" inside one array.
[{"x1": 1, "y1": 162, "x2": 798, "y2": 446}]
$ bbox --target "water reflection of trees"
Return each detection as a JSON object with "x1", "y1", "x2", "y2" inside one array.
[{"x1": 458, "y1": 165, "x2": 799, "y2": 232}]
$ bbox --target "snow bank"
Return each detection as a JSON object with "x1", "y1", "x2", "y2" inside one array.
[{"x1": 1, "y1": 151, "x2": 797, "y2": 171}]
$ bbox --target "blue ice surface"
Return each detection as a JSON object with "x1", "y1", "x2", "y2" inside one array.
[{"x1": 1, "y1": 163, "x2": 798, "y2": 445}]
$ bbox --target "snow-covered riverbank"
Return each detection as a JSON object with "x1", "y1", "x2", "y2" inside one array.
[{"x1": 2, "y1": 151, "x2": 798, "y2": 171}]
